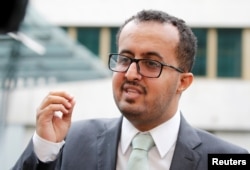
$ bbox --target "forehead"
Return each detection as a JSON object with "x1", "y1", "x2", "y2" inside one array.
[
  {"x1": 118, "y1": 21, "x2": 179, "y2": 50},
  {"x1": 118, "y1": 21, "x2": 179, "y2": 61}
]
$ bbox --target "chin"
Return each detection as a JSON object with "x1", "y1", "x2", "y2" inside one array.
[{"x1": 118, "y1": 103, "x2": 144, "y2": 118}]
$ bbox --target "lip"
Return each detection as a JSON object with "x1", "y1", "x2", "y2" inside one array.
[{"x1": 123, "y1": 84, "x2": 144, "y2": 94}]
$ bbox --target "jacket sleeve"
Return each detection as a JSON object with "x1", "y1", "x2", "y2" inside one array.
[{"x1": 11, "y1": 139, "x2": 59, "y2": 170}]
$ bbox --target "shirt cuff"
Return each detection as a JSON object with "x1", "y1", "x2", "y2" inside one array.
[{"x1": 32, "y1": 131, "x2": 65, "y2": 162}]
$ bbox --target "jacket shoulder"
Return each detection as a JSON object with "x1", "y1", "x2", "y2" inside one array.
[
  {"x1": 66, "y1": 117, "x2": 121, "y2": 139},
  {"x1": 195, "y1": 128, "x2": 248, "y2": 153}
]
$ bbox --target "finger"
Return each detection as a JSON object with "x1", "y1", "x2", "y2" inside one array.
[
  {"x1": 37, "y1": 104, "x2": 69, "y2": 120},
  {"x1": 48, "y1": 91, "x2": 74, "y2": 101},
  {"x1": 62, "y1": 98, "x2": 76, "y2": 121},
  {"x1": 39, "y1": 92, "x2": 73, "y2": 111}
]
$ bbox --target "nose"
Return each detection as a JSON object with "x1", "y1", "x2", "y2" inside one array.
[{"x1": 125, "y1": 62, "x2": 142, "y2": 80}]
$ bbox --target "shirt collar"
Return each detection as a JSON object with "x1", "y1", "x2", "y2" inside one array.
[{"x1": 120, "y1": 109, "x2": 181, "y2": 158}]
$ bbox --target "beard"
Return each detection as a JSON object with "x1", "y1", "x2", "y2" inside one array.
[
  {"x1": 112, "y1": 79, "x2": 179, "y2": 130},
  {"x1": 114, "y1": 90, "x2": 170, "y2": 125}
]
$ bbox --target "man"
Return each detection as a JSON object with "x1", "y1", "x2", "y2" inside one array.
[{"x1": 13, "y1": 9, "x2": 248, "y2": 170}]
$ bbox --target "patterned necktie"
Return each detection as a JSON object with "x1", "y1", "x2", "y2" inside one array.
[{"x1": 127, "y1": 133, "x2": 155, "y2": 170}]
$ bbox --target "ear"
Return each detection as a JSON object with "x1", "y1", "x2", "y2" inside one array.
[{"x1": 177, "y1": 73, "x2": 193, "y2": 94}]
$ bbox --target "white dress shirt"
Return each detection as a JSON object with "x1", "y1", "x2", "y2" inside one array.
[
  {"x1": 116, "y1": 110, "x2": 180, "y2": 170},
  {"x1": 33, "y1": 110, "x2": 180, "y2": 170}
]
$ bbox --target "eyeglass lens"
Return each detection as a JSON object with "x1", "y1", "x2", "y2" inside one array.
[{"x1": 109, "y1": 54, "x2": 162, "y2": 78}]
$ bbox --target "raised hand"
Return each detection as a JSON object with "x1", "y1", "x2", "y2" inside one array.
[{"x1": 36, "y1": 91, "x2": 75, "y2": 142}]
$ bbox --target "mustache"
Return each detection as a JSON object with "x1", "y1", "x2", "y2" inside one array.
[{"x1": 121, "y1": 80, "x2": 147, "y2": 94}]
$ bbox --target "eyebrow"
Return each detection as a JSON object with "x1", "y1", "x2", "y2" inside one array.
[
  {"x1": 143, "y1": 51, "x2": 164, "y2": 60},
  {"x1": 119, "y1": 50, "x2": 164, "y2": 61},
  {"x1": 119, "y1": 49, "x2": 133, "y2": 56}
]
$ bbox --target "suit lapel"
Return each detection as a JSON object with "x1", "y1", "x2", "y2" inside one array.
[
  {"x1": 97, "y1": 117, "x2": 122, "y2": 170},
  {"x1": 170, "y1": 114, "x2": 202, "y2": 170},
  {"x1": 95, "y1": 115, "x2": 202, "y2": 170}
]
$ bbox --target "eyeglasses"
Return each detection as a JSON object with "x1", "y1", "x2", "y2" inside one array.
[{"x1": 108, "y1": 54, "x2": 184, "y2": 78}]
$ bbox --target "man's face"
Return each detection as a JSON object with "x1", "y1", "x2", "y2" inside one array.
[{"x1": 112, "y1": 21, "x2": 183, "y2": 131}]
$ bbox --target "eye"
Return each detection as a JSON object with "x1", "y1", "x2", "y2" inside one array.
[
  {"x1": 142, "y1": 60, "x2": 161, "y2": 69},
  {"x1": 117, "y1": 56, "x2": 131, "y2": 65}
]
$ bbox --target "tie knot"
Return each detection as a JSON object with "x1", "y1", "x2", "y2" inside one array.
[{"x1": 132, "y1": 133, "x2": 155, "y2": 152}]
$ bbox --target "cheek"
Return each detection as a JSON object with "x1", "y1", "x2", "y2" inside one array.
[
  {"x1": 151, "y1": 74, "x2": 179, "y2": 97},
  {"x1": 112, "y1": 73, "x2": 123, "y2": 94},
  {"x1": 150, "y1": 83, "x2": 167, "y2": 99},
  {"x1": 143, "y1": 80, "x2": 163, "y2": 100}
]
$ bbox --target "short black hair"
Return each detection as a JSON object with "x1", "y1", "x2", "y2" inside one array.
[{"x1": 116, "y1": 9, "x2": 197, "y2": 72}]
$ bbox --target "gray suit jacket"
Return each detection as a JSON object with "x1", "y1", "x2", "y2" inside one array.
[{"x1": 12, "y1": 115, "x2": 248, "y2": 170}]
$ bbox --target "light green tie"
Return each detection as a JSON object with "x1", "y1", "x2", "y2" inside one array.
[{"x1": 127, "y1": 133, "x2": 155, "y2": 170}]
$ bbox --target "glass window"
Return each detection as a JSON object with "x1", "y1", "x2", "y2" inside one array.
[
  {"x1": 192, "y1": 28, "x2": 207, "y2": 76},
  {"x1": 217, "y1": 29, "x2": 242, "y2": 77},
  {"x1": 77, "y1": 27, "x2": 100, "y2": 56}
]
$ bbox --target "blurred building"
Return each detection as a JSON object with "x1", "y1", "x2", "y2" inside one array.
[
  {"x1": 1, "y1": 0, "x2": 250, "y2": 169},
  {"x1": 30, "y1": 0, "x2": 250, "y2": 80}
]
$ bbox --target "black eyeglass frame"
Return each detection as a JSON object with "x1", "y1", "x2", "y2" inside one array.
[{"x1": 108, "y1": 53, "x2": 184, "y2": 78}]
